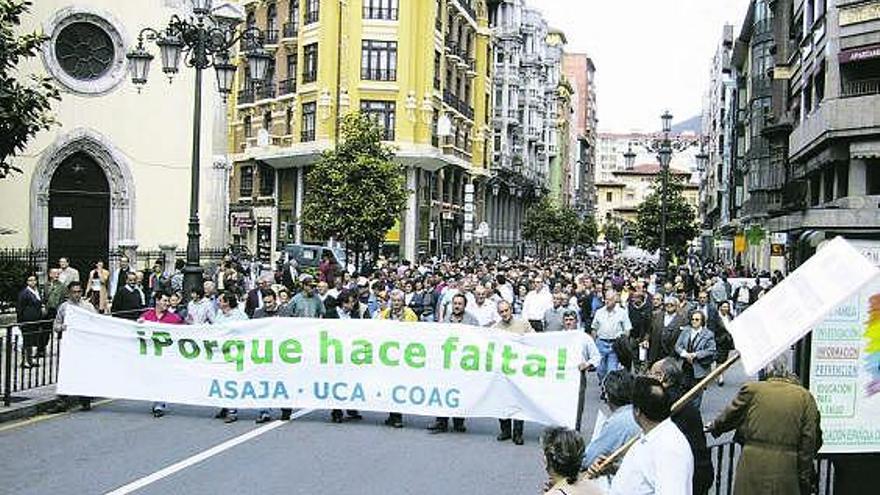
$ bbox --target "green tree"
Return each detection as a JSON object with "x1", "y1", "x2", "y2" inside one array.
[
  {"x1": 523, "y1": 199, "x2": 598, "y2": 253},
  {"x1": 603, "y1": 222, "x2": 622, "y2": 245},
  {"x1": 301, "y1": 113, "x2": 408, "y2": 264},
  {"x1": 1, "y1": 0, "x2": 60, "y2": 178},
  {"x1": 574, "y1": 215, "x2": 598, "y2": 248},
  {"x1": 634, "y1": 174, "x2": 698, "y2": 260}
]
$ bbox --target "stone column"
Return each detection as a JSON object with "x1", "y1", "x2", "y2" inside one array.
[
  {"x1": 294, "y1": 167, "x2": 304, "y2": 243},
  {"x1": 402, "y1": 167, "x2": 418, "y2": 262},
  {"x1": 207, "y1": 157, "x2": 232, "y2": 249},
  {"x1": 159, "y1": 244, "x2": 178, "y2": 276},
  {"x1": 849, "y1": 158, "x2": 867, "y2": 197}
]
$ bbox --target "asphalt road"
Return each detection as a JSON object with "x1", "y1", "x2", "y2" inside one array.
[{"x1": 0, "y1": 363, "x2": 750, "y2": 495}]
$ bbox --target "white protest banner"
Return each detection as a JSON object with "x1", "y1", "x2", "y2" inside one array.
[
  {"x1": 728, "y1": 237, "x2": 880, "y2": 376},
  {"x1": 58, "y1": 308, "x2": 588, "y2": 428}
]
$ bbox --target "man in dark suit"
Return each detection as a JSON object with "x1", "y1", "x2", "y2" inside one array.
[
  {"x1": 646, "y1": 296, "x2": 686, "y2": 365},
  {"x1": 244, "y1": 276, "x2": 272, "y2": 318},
  {"x1": 674, "y1": 310, "x2": 716, "y2": 409},
  {"x1": 280, "y1": 260, "x2": 299, "y2": 292},
  {"x1": 110, "y1": 272, "x2": 145, "y2": 320}
]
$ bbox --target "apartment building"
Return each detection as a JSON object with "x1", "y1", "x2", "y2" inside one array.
[{"x1": 228, "y1": 0, "x2": 493, "y2": 262}]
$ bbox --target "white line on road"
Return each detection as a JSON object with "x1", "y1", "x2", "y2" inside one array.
[{"x1": 104, "y1": 409, "x2": 313, "y2": 495}]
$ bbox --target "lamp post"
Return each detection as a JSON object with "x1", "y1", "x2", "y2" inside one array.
[
  {"x1": 657, "y1": 110, "x2": 673, "y2": 283},
  {"x1": 126, "y1": 0, "x2": 271, "y2": 298}
]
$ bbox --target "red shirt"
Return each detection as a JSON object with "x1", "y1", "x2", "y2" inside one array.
[{"x1": 141, "y1": 308, "x2": 184, "y2": 324}]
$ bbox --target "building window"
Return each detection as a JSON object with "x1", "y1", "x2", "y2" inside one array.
[
  {"x1": 606, "y1": 192, "x2": 613, "y2": 202},
  {"x1": 304, "y1": 0, "x2": 319, "y2": 24},
  {"x1": 823, "y1": 168, "x2": 834, "y2": 203},
  {"x1": 435, "y1": 0, "x2": 443, "y2": 31},
  {"x1": 361, "y1": 100, "x2": 396, "y2": 141},
  {"x1": 259, "y1": 163, "x2": 275, "y2": 197},
  {"x1": 868, "y1": 159, "x2": 880, "y2": 195},
  {"x1": 285, "y1": 107, "x2": 293, "y2": 135},
  {"x1": 55, "y1": 22, "x2": 114, "y2": 81},
  {"x1": 301, "y1": 102, "x2": 316, "y2": 141},
  {"x1": 837, "y1": 162, "x2": 849, "y2": 198},
  {"x1": 433, "y1": 51, "x2": 441, "y2": 90},
  {"x1": 266, "y1": 2, "x2": 278, "y2": 43},
  {"x1": 239, "y1": 165, "x2": 254, "y2": 197},
  {"x1": 361, "y1": 40, "x2": 397, "y2": 81},
  {"x1": 263, "y1": 110, "x2": 272, "y2": 132},
  {"x1": 363, "y1": 0, "x2": 398, "y2": 20},
  {"x1": 243, "y1": 115, "x2": 253, "y2": 138},
  {"x1": 303, "y1": 43, "x2": 318, "y2": 83}
]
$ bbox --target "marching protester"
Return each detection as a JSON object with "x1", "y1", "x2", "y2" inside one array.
[
  {"x1": 542, "y1": 427, "x2": 604, "y2": 495},
  {"x1": 590, "y1": 290, "x2": 632, "y2": 388},
  {"x1": 645, "y1": 295, "x2": 685, "y2": 365},
  {"x1": 707, "y1": 357, "x2": 822, "y2": 495},
  {"x1": 428, "y1": 292, "x2": 477, "y2": 434},
  {"x1": 673, "y1": 310, "x2": 716, "y2": 408},
  {"x1": 186, "y1": 286, "x2": 215, "y2": 325},
  {"x1": 581, "y1": 370, "x2": 640, "y2": 471},
  {"x1": 709, "y1": 300, "x2": 734, "y2": 386},
  {"x1": 50, "y1": 280, "x2": 96, "y2": 412},
  {"x1": 543, "y1": 291, "x2": 570, "y2": 333},
  {"x1": 604, "y1": 376, "x2": 694, "y2": 494},
  {"x1": 650, "y1": 358, "x2": 713, "y2": 495},
  {"x1": 378, "y1": 289, "x2": 420, "y2": 429},
  {"x1": 138, "y1": 292, "x2": 183, "y2": 418},
  {"x1": 522, "y1": 276, "x2": 553, "y2": 332},
  {"x1": 493, "y1": 299, "x2": 533, "y2": 445},
  {"x1": 111, "y1": 272, "x2": 145, "y2": 320}
]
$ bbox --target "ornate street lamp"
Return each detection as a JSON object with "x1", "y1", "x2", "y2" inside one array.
[
  {"x1": 126, "y1": 0, "x2": 268, "y2": 298},
  {"x1": 657, "y1": 110, "x2": 673, "y2": 283}
]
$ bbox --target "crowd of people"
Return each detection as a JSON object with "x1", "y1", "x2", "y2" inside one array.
[{"x1": 16, "y1": 251, "x2": 822, "y2": 494}]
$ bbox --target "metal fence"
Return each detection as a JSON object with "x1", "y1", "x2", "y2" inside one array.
[
  {"x1": 709, "y1": 441, "x2": 834, "y2": 495},
  {"x1": 0, "y1": 248, "x2": 48, "y2": 311},
  {"x1": 1, "y1": 321, "x2": 60, "y2": 407}
]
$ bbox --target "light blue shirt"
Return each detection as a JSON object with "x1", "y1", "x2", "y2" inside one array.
[{"x1": 582, "y1": 404, "x2": 642, "y2": 470}]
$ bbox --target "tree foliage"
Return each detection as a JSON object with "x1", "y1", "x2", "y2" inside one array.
[
  {"x1": 634, "y1": 174, "x2": 698, "y2": 259},
  {"x1": 603, "y1": 222, "x2": 622, "y2": 244},
  {"x1": 301, "y1": 113, "x2": 408, "y2": 257},
  {"x1": 522, "y1": 198, "x2": 597, "y2": 253},
  {"x1": 0, "y1": 0, "x2": 60, "y2": 178}
]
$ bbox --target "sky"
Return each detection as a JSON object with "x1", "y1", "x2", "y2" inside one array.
[{"x1": 537, "y1": 0, "x2": 751, "y2": 132}]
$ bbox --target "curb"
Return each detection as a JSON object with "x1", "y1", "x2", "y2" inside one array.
[{"x1": 0, "y1": 395, "x2": 64, "y2": 425}]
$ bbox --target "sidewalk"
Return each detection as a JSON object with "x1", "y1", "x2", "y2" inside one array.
[{"x1": 0, "y1": 384, "x2": 61, "y2": 424}]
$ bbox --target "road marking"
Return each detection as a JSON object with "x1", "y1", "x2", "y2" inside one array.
[
  {"x1": 0, "y1": 399, "x2": 114, "y2": 433},
  {"x1": 104, "y1": 409, "x2": 313, "y2": 495}
]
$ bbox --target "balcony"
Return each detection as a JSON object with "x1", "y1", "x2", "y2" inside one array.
[
  {"x1": 263, "y1": 29, "x2": 279, "y2": 45},
  {"x1": 789, "y1": 94, "x2": 880, "y2": 160},
  {"x1": 278, "y1": 78, "x2": 296, "y2": 96},
  {"x1": 282, "y1": 22, "x2": 298, "y2": 39},
  {"x1": 304, "y1": 9, "x2": 319, "y2": 25},
  {"x1": 256, "y1": 83, "x2": 276, "y2": 100},
  {"x1": 842, "y1": 78, "x2": 880, "y2": 98},
  {"x1": 444, "y1": 41, "x2": 462, "y2": 62},
  {"x1": 237, "y1": 88, "x2": 255, "y2": 105},
  {"x1": 454, "y1": 0, "x2": 476, "y2": 21}
]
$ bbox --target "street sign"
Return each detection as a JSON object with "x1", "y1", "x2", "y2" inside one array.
[
  {"x1": 770, "y1": 244, "x2": 785, "y2": 256},
  {"x1": 464, "y1": 203, "x2": 474, "y2": 213},
  {"x1": 463, "y1": 232, "x2": 473, "y2": 241},
  {"x1": 771, "y1": 232, "x2": 788, "y2": 244},
  {"x1": 464, "y1": 193, "x2": 474, "y2": 203},
  {"x1": 464, "y1": 213, "x2": 473, "y2": 223},
  {"x1": 464, "y1": 183, "x2": 474, "y2": 194}
]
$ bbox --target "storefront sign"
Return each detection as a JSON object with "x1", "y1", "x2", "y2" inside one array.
[
  {"x1": 230, "y1": 211, "x2": 254, "y2": 228},
  {"x1": 839, "y1": 43, "x2": 880, "y2": 63},
  {"x1": 840, "y1": 1, "x2": 880, "y2": 27}
]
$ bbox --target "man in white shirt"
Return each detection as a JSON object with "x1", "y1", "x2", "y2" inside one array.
[
  {"x1": 608, "y1": 376, "x2": 693, "y2": 495},
  {"x1": 468, "y1": 286, "x2": 499, "y2": 327},
  {"x1": 522, "y1": 277, "x2": 553, "y2": 332},
  {"x1": 58, "y1": 257, "x2": 80, "y2": 286},
  {"x1": 591, "y1": 290, "x2": 633, "y2": 383}
]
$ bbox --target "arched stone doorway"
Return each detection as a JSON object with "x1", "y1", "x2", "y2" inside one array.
[
  {"x1": 30, "y1": 128, "x2": 136, "y2": 274},
  {"x1": 48, "y1": 152, "x2": 110, "y2": 277}
]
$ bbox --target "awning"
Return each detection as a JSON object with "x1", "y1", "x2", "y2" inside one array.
[{"x1": 851, "y1": 140, "x2": 880, "y2": 159}]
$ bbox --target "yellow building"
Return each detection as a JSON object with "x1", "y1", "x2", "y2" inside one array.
[
  {"x1": 229, "y1": 0, "x2": 494, "y2": 263},
  {"x1": 0, "y1": 0, "x2": 235, "y2": 277},
  {"x1": 596, "y1": 164, "x2": 699, "y2": 227}
]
